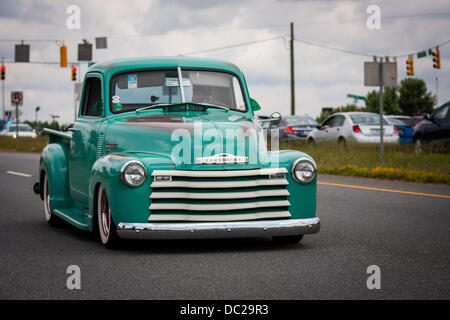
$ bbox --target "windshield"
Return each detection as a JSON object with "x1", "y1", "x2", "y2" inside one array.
[
  {"x1": 284, "y1": 116, "x2": 318, "y2": 126},
  {"x1": 110, "y1": 69, "x2": 247, "y2": 113},
  {"x1": 350, "y1": 114, "x2": 388, "y2": 125},
  {"x1": 9, "y1": 125, "x2": 32, "y2": 132}
]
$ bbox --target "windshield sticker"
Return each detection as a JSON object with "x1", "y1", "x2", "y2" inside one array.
[
  {"x1": 127, "y1": 75, "x2": 137, "y2": 89},
  {"x1": 112, "y1": 95, "x2": 120, "y2": 104}
]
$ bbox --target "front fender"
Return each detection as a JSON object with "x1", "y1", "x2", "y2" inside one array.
[
  {"x1": 89, "y1": 153, "x2": 174, "y2": 231},
  {"x1": 272, "y1": 150, "x2": 317, "y2": 219},
  {"x1": 39, "y1": 143, "x2": 72, "y2": 209}
]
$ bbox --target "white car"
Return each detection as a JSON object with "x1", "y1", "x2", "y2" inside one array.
[
  {"x1": 306, "y1": 112, "x2": 399, "y2": 144},
  {"x1": 0, "y1": 123, "x2": 37, "y2": 138}
]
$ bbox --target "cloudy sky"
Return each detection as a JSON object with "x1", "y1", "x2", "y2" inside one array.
[{"x1": 0, "y1": 0, "x2": 449, "y2": 124}]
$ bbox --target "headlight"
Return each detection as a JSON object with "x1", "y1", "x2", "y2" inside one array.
[
  {"x1": 120, "y1": 161, "x2": 147, "y2": 187},
  {"x1": 292, "y1": 157, "x2": 317, "y2": 184}
]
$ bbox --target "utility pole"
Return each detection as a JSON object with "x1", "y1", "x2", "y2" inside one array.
[
  {"x1": 290, "y1": 22, "x2": 295, "y2": 116},
  {"x1": 435, "y1": 76, "x2": 439, "y2": 106},
  {"x1": 378, "y1": 57, "x2": 384, "y2": 163},
  {"x1": 1, "y1": 57, "x2": 4, "y2": 122}
]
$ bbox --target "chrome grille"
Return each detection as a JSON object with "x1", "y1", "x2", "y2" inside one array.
[{"x1": 149, "y1": 168, "x2": 291, "y2": 222}]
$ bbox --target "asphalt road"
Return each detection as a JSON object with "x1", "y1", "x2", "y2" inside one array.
[{"x1": 0, "y1": 151, "x2": 449, "y2": 300}]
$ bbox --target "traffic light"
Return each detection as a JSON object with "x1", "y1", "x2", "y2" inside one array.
[
  {"x1": 406, "y1": 56, "x2": 414, "y2": 76},
  {"x1": 60, "y1": 44, "x2": 68, "y2": 67},
  {"x1": 71, "y1": 66, "x2": 77, "y2": 81},
  {"x1": 432, "y1": 47, "x2": 440, "y2": 69},
  {"x1": 0, "y1": 65, "x2": 5, "y2": 80}
]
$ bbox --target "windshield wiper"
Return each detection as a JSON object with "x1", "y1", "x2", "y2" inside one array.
[
  {"x1": 135, "y1": 104, "x2": 174, "y2": 113},
  {"x1": 135, "y1": 102, "x2": 230, "y2": 113},
  {"x1": 189, "y1": 102, "x2": 229, "y2": 112}
]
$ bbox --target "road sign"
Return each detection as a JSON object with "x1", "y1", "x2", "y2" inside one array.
[
  {"x1": 78, "y1": 42, "x2": 92, "y2": 61},
  {"x1": 364, "y1": 62, "x2": 397, "y2": 87},
  {"x1": 417, "y1": 51, "x2": 427, "y2": 58},
  {"x1": 11, "y1": 91, "x2": 23, "y2": 105},
  {"x1": 15, "y1": 44, "x2": 30, "y2": 63},
  {"x1": 347, "y1": 94, "x2": 366, "y2": 101},
  {"x1": 95, "y1": 37, "x2": 107, "y2": 49}
]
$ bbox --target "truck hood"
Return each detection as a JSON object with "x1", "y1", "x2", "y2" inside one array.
[{"x1": 104, "y1": 111, "x2": 270, "y2": 170}]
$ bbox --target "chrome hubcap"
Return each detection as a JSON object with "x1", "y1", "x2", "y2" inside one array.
[{"x1": 100, "y1": 190, "x2": 110, "y2": 237}]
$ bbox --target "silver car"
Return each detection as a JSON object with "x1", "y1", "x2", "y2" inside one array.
[
  {"x1": 306, "y1": 112, "x2": 399, "y2": 144},
  {"x1": 0, "y1": 123, "x2": 37, "y2": 138}
]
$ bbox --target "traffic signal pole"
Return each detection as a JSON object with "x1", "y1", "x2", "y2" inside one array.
[
  {"x1": 2, "y1": 74, "x2": 4, "y2": 121},
  {"x1": 290, "y1": 22, "x2": 295, "y2": 116},
  {"x1": 1, "y1": 57, "x2": 4, "y2": 121},
  {"x1": 15, "y1": 102, "x2": 19, "y2": 137}
]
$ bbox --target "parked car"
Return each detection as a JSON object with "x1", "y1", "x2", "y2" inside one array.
[
  {"x1": 413, "y1": 102, "x2": 450, "y2": 150},
  {"x1": 262, "y1": 115, "x2": 318, "y2": 141},
  {"x1": 411, "y1": 114, "x2": 425, "y2": 128},
  {"x1": 34, "y1": 57, "x2": 320, "y2": 248},
  {"x1": 306, "y1": 112, "x2": 399, "y2": 144},
  {"x1": 0, "y1": 123, "x2": 37, "y2": 138},
  {"x1": 386, "y1": 115, "x2": 413, "y2": 126},
  {"x1": 385, "y1": 116, "x2": 414, "y2": 144}
]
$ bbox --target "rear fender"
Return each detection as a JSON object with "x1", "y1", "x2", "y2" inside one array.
[{"x1": 39, "y1": 142, "x2": 72, "y2": 209}]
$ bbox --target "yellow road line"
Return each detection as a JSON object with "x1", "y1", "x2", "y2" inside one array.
[{"x1": 318, "y1": 181, "x2": 450, "y2": 199}]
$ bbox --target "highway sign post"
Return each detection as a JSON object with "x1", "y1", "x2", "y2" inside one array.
[
  {"x1": 11, "y1": 91, "x2": 23, "y2": 137},
  {"x1": 364, "y1": 60, "x2": 397, "y2": 162}
]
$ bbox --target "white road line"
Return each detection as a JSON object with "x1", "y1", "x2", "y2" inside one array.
[{"x1": 5, "y1": 170, "x2": 33, "y2": 178}]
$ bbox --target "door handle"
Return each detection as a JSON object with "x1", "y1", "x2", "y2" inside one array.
[
  {"x1": 68, "y1": 128, "x2": 79, "y2": 132},
  {"x1": 337, "y1": 128, "x2": 340, "y2": 131}
]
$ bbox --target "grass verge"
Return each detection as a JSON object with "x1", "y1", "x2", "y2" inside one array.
[
  {"x1": 0, "y1": 136, "x2": 48, "y2": 153},
  {"x1": 280, "y1": 141, "x2": 450, "y2": 185}
]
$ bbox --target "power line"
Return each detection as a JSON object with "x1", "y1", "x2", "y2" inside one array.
[
  {"x1": 294, "y1": 38, "x2": 450, "y2": 59},
  {"x1": 294, "y1": 38, "x2": 375, "y2": 57},
  {"x1": 179, "y1": 36, "x2": 284, "y2": 56},
  {"x1": 1, "y1": 60, "x2": 84, "y2": 65}
]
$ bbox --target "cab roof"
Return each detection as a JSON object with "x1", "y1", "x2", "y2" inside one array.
[{"x1": 87, "y1": 56, "x2": 243, "y2": 77}]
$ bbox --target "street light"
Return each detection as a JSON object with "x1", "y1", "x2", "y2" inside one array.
[{"x1": 35, "y1": 106, "x2": 40, "y2": 123}]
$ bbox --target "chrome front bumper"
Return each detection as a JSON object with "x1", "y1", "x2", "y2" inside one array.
[{"x1": 116, "y1": 217, "x2": 320, "y2": 240}]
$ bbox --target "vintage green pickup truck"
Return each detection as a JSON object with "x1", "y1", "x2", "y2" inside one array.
[{"x1": 35, "y1": 57, "x2": 320, "y2": 248}]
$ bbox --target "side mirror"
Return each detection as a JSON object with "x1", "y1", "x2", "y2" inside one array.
[
  {"x1": 250, "y1": 98, "x2": 261, "y2": 111},
  {"x1": 423, "y1": 113, "x2": 431, "y2": 120},
  {"x1": 271, "y1": 112, "x2": 281, "y2": 120}
]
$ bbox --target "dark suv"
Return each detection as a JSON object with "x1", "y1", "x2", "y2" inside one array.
[
  {"x1": 413, "y1": 102, "x2": 450, "y2": 150},
  {"x1": 262, "y1": 115, "x2": 318, "y2": 141}
]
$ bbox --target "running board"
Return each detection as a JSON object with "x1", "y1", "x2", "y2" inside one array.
[{"x1": 53, "y1": 208, "x2": 90, "y2": 231}]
